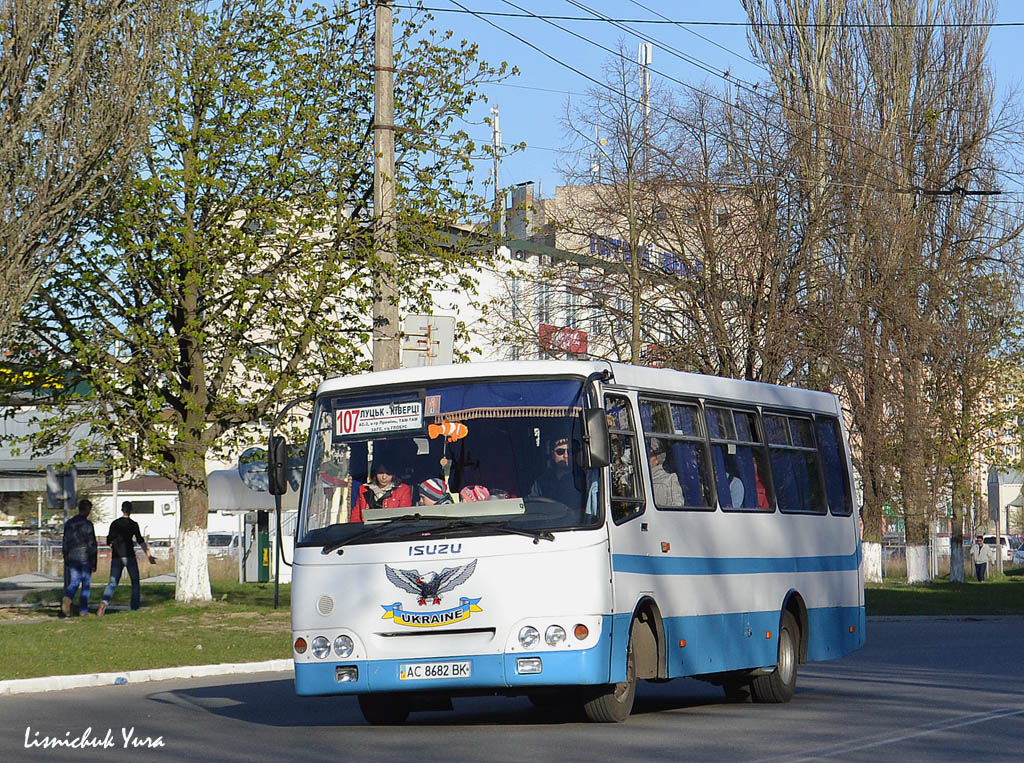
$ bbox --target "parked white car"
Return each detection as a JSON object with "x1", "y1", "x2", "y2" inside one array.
[{"x1": 983, "y1": 535, "x2": 1015, "y2": 563}]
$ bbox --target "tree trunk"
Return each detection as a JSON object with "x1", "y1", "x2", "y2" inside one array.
[
  {"x1": 949, "y1": 542, "x2": 964, "y2": 584},
  {"x1": 948, "y1": 460, "x2": 972, "y2": 584},
  {"x1": 902, "y1": 355, "x2": 931, "y2": 584},
  {"x1": 861, "y1": 462, "x2": 886, "y2": 584},
  {"x1": 862, "y1": 541, "x2": 882, "y2": 584},
  {"x1": 905, "y1": 544, "x2": 929, "y2": 584},
  {"x1": 174, "y1": 458, "x2": 211, "y2": 603}
]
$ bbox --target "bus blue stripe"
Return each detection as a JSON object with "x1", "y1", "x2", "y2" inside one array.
[{"x1": 612, "y1": 551, "x2": 860, "y2": 575}]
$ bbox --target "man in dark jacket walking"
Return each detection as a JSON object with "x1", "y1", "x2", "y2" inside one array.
[
  {"x1": 61, "y1": 499, "x2": 97, "y2": 617},
  {"x1": 98, "y1": 501, "x2": 156, "y2": 615}
]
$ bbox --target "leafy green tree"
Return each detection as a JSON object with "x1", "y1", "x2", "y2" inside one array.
[
  {"x1": 0, "y1": 0, "x2": 169, "y2": 347},
  {"x1": 11, "y1": 0, "x2": 507, "y2": 602}
]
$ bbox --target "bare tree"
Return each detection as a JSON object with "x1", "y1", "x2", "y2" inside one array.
[
  {"x1": 0, "y1": 0, "x2": 169, "y2": 347},
  {"x1": 746, "y1": 0, "x2": 1024, "y2": 582}
]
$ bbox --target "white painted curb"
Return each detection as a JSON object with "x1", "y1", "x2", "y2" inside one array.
[{"x1": 0, "y1": 659, "x2": 294, "y2": 696}]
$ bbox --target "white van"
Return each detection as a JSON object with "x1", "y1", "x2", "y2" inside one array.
[{"x1": 208, "y1": 532, "x2": 240, "y2": 558}]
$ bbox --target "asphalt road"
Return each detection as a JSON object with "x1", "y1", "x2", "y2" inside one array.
[{"x1": 2, "y1": 617, "x2": 1022, "y2": 762}]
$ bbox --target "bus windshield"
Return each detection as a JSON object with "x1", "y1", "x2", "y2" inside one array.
[{"x1": 299, "y1": 378, "x2": 600, "y2": 546}]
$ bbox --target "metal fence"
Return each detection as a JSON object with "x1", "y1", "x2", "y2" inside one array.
[{"x1": 0, "y1": 543, "x2": 62, "y2": 577}]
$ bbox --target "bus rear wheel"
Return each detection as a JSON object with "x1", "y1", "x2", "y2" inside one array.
[
  {"x1": 358, "y1": 694, "x2": 410, "y2": 725},
  {"x1": 750, "y1": 611, "x2": 799, "y2": 703},
  {"x1": 582, "y1": 632, "x2": 636, "y2": 722}
]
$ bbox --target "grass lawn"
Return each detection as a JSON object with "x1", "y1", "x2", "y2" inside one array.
[
  {"x1": 1, "y1": 582, "x2": 292, "y2": 681},
  {"x1": 865, "y1": 565, "x2": 1024, "y2": 616}
]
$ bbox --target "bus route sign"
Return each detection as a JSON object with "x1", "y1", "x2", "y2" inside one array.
[{"x1": 335, "y1": 401, "x2": 423, "y2": 438}]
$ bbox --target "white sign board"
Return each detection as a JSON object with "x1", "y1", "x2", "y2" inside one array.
[{"x1": 335, "y1": 401, "x2": 423, "y2": 438}]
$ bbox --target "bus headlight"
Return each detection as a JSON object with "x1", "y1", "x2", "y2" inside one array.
[
  {"x1": 333, "y1": 634, "x2": 354, "y2": 658},
  {"x1": 518, "y1": 626, "x2": 539, "y2": 649},
  {"x1": 544, "y1": 625, "x2": 566, "y2": 647},
  {"x1": 311, "y1": 636, "x2": 331, "y2": 659}
]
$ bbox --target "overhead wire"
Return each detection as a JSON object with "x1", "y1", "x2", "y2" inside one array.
[
  {"x1": 448, "y1": 1, "x2": 901, "y2": 198},
  {"x1": 480, "y1": 0, "x2": 1023, "y2": 228},
  {"x1": 563, "y1": 0, "x2": 1010, "y2": 201},
  {"x1": 625, "y1": 0, "x2": 1018, "y2": 169},
  {"x1": 398, "y1": 5, "x2": 1024, "y2": 28},
  {"x1": 492, "y1": 0, "x2": 921, "y2": 196},
  {"x1": 282, "y1": 1, "x2": 1021, "y2": 210}
]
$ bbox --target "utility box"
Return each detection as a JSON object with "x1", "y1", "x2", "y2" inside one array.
[{"x1": 243, "y1": 511, "x2": 270, "y2": 583}]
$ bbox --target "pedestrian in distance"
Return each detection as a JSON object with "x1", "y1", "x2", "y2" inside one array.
[
  {"x1": 97, "y1": 501, "x2": 156, "y2": 616},
  {"x1": 61, "y1": 499, "x2": 98, "y2": 617},
  {"x1": 969, "y1": 534, "x2": 995, "y2": 582}
]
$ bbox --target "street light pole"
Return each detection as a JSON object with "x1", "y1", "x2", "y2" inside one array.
[{"x1": 37, "y1": 495, "x2": 43, "y2": 574}]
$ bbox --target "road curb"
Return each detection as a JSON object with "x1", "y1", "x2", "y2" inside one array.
[{"x1": 0, "y1": 659, "x2": 293, "y2": 696}]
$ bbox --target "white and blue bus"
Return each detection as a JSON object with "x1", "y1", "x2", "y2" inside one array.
[{"x1": 284, "y1": 360, "x2": 864, "y2": 723}]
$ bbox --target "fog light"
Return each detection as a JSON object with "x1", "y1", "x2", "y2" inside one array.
[
  {"x1": 518, "y1": 626, "x2": 539, "y2": 649},
  {"x1": 334, "y1": 634, "x2": 354, "y2": 658},
  {"x1": 336, "y1": 666, "x2": 358, "y2": 683},
  {"x1": 294, "y1": 637, "x2": 307, "y2": 655},
  {"x1": 517, "y1": 657, "x2": 543, "y2": 674},
  {"x1": 573, "y1": 623, "x2": 589, "y2": 640},
  {"x1": 311, "y1": 636, "x2": 330, "y2": 659},
  {"x1": 544, "y1": 625, "x2": 566, "y2": 647}
]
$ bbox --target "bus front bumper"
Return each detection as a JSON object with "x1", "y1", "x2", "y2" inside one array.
[{"x1": 294, "y1": 644, "x2": 611, "y2": 696}]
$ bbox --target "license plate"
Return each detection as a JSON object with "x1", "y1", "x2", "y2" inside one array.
[{"x1": 399, "y1": 661, "x2": 471, "y2": 681}]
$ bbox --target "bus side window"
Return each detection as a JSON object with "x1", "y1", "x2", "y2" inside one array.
[
  {"x1": 707, "y1": 406, "x2": 772, "y2": 511},
  {"x1": 605, "y1": 394, "x2": 645, "y2": 522},
  {"x1": 815, "y1": 417, "x2": 853, "y2": 515},
  {"x1": 638, "y1": 397, "x2": 714, "y2": 510},
  {"x1": 765, "y1": 413, "x2": 827, "y2": 514}
]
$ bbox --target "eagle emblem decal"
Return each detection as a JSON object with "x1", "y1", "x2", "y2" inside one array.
[
  {"x1": 385, "y1": 559, "x2": 477, "y2": 605},
  {"x1": 381, "y1": 560, "x2": 482, "y2": 628}
]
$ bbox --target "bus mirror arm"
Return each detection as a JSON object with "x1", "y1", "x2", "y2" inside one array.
[
  {"x1": 582, "y1": 407, "x2": 610, "y2": 469},
  {"x1": 579, "y1": 368, "x2": 612, "y2": 470},
  {"x1": 268, "y1": 435, "x2": 289, "y2": 496},
  {"x1": 267, "y1": 393, "x2": 315, "y2": 496}
]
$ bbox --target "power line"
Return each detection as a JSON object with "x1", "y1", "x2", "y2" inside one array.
[
  {"x1": 449, "y1": 1, "x2": 879, "y2": 197},
  {"x1": 565, "y1": 0, "x2": 1004, "y2": 193},
  {"x1": 400, "y1": 5, "x2": 1024, "y2": 28},
  {"x1": 491, "y1": 0, "x2": 918, "y2": 196},
  {"x1": 490, "y1": 0, "x2": 1014, "y2": 222}
]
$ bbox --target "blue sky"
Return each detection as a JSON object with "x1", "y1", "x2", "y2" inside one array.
[{"x1": 412, "y1": 1, "x2": 1024, "y2": 201}]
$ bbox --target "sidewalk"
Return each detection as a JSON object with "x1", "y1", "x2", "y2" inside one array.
[
  {"x1": 0, "y1": 571, "x2": 177, "y2": 601},
  {"x1": 0, "y1": 660, "x2": 293, "y2": 696}
]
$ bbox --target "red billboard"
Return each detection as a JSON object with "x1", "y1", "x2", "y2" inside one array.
[{"x1": 539, "y1": 324, "x2": 588, "y2": 355}]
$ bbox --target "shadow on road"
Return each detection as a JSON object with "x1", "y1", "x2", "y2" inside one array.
[{"x1": 147, "y1": 676, "x2": 732, "y2": 728}]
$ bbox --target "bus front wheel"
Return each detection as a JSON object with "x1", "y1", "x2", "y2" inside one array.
[
  {"x1": 582, "y1": 632, "x2": 636, "y2": 722},
  {"x1": 750, "y1": 611, "x2": 799, "y2": 703},
  {"x1": 358, "y1": 694, "x2": 410, "y2": 725}
]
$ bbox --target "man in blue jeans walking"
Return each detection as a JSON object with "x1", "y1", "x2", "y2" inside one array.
[
  {"x1": 61, "y1": 499, "x2": 97, "y2": 617},
  {"x1": 98, "y1": 502, "x2": 156, "y2": 616}
]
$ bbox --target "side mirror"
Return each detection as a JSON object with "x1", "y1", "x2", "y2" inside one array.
[
  {"x1": 582, "y1": 407, "x2": 610, "y2": 469},
  {"x1": 268, "y1": 435, "x2": 288, "y2": 496}
]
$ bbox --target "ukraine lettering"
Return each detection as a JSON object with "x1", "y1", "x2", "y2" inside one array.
[{"x1": 382, "y1": 597, "x2": 482, "y2": 627}]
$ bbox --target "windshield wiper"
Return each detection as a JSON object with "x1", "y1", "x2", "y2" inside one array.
[
  {"x1": 320, "y1": 514, "x2": 454, "y2": 555},
  {"x1": 422, "y1": 519, "x2": 555, "y2": 544}
]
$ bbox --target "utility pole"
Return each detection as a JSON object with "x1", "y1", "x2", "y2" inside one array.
[
  {"x1": 372, "y1": 0, "x2": 400, "y2": 371},
  {"x1": 638, "y1": 41, "x2": 652, "y2": 178},
  {"x1": 491, "y1": 104, "x2": 503, "y2": 239}
]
